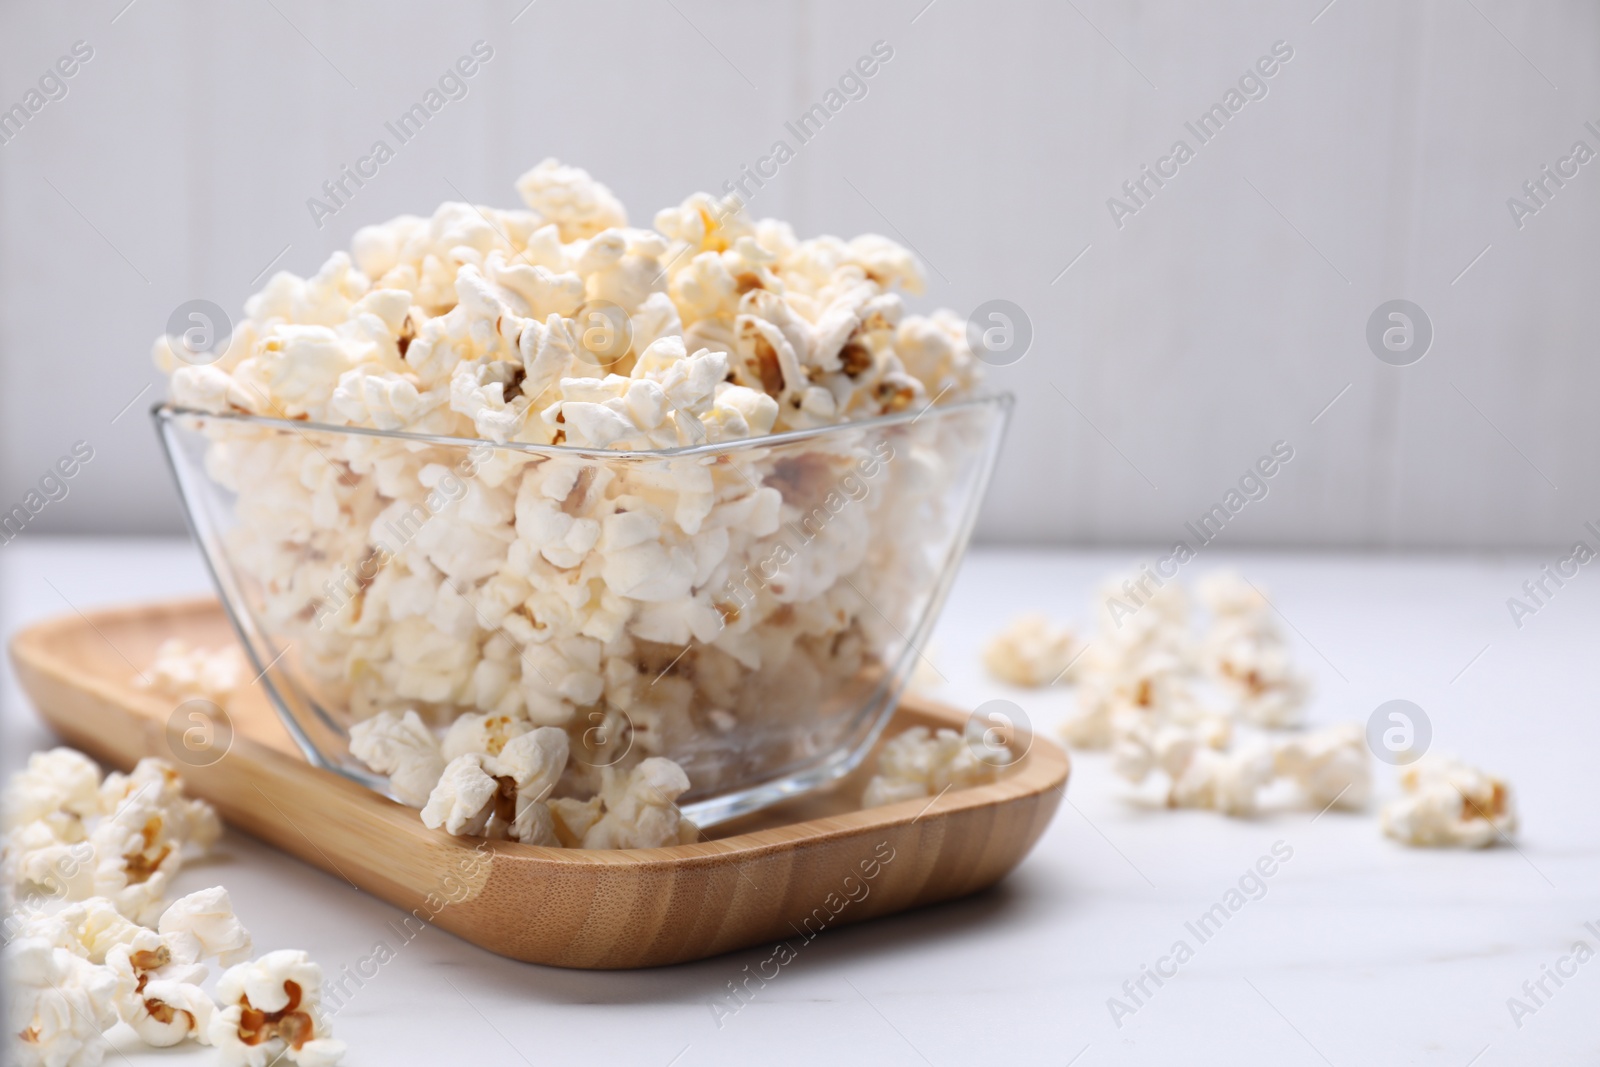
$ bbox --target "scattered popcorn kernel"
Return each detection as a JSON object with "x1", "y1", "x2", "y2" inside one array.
[
  {"x1": 4, "y1": 936, "x2": 121, "y2": 1067},
  {"x1": 3, "y1": 752, "x2": 338, "y2": 1065},
  {"x1": 1381, "y1": 756, "x2": 1516, "y2": 848},
  {"x1": 210, "y1": 949, "x2": 345, "y2": 1067},
  {"x1": 1168, "y1": 744, "x2": 1274, "y2": 816},
  {"x1": 982, "y1": 613, "x2": 1080, "y2": 687},
  {"x1": 1274, "y1": 724, "x2": 1370, "y2": 811}
]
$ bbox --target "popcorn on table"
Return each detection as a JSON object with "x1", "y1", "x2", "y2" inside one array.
[
  {"x1": 1048, "y1": 569, "x2": 1367, "y2": 818},
  {"x1": 982, "y1": 613, "x2": 1079, "y2": 688},
  {"x1": 3, "y1": 750, "x2": 344, "y2": 1066},
  {"x1": 1381, "y1": 756, "x2": 1517, "y2": 848},
  {"x1": 1196, "y1": 572, "x2": 1310, "y2": 728},
  {"x1": 159, "y1": 158, "x2": 987, "y2": 842},
  {"x1": 862, "y1": 725, "x2": 1005, "y2": 809},
  {"x1": 211, "y1": 950, "x2": 346, "y2": 1067},
  {"x1": 3, "y1": 751, "x2": 218, "y2": 923},
  {"x1": 1274, "y1": 724, "x2": 1370, "y2": 811}
]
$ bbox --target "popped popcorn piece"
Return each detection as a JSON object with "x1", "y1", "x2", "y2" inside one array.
[
  {"x1": 211, "y1": 950, "x2": 346, "y2": 1067},
  {"x1": 582, "y1": 758, "x2": 698, "y2": 849},
  {"x1": 3, "y1": 752, "x2": 339, "y2": 1064},
  {"x1": 121, "y1": 977, "x2": 215, "y2": 1048},
  {"x1": 2, "y1": 748, "x2": 102, "y2": 831},
  {"x1": 861, "y1": 725, "x2": 1004, "y2": 809},
  {"x1": 1109, "y1": 711, "x2": 1231, "y2": 786},
  {"x1": 1381, "y1": 756, "x2": 1517, "y2": 848},
  {"x1": 4, "y1": 937, "x2": 120, "y2": 1067},
  {"x1": 419, "y1": 755, "x2": 499, "y2": 837},
  {"x1": 1197, "y1": 572, "x2": 1310, "y2": 728},
  {"x1": 492, "y1": 727, "x2": 568, "y2": 844},
  {"x1": 349, "y1": 710, "x2": 446, "y2": 808},
  {"x1": 982, "y1": 613, "x2": 1080, "y2": 687},
  {"x1": 1168, "y1": 744, "x2": 1274, "y2": 816},
  {"x1": 1274, "y1": 724, "x2": 1370, "y2": 811},
  {"x1": 4, "y1": 756, "x2": 220, "y2": 923},
  {"x1": 1065, "y1": 644, "x2": 1200, "y2": 750},
  {"x1": 137, "y1": 638, "x2": 248, "y2": 706},
  {"x1": 514, "y1": 158, "x2": 628, "y2": 241},
  {"x1": 157, "y1": 886, "x2": 253, "y2": 968}
]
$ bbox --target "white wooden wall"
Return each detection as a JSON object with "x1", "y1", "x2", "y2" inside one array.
[{"x1": 2, "y1": 0, "x2": 1594, "y2": 549}]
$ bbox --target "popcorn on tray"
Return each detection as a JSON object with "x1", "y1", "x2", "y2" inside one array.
[
  {"x1": 1381, "y1": 756, "x2": 1517, "y2": 848},
  {"x1": 136, "y1": 638, "x2": 249, "y2": 707},
  {"x1": 862, "y1": 725, "x2": 1005, "y2": 809},
  {"x1": 157, "y1": 158, "x2": 989, "y2": 846},
  {"x1": 3, "y1": 750, "x2": 344, "y2": 1067}
]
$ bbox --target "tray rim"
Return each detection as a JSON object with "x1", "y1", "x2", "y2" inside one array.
[{"x1": 10, "y1": 595, "x2": 1070, "y2": 865}]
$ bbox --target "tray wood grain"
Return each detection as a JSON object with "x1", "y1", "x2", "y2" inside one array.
[{"x1": 10, "y1": 597, "x2": 1067, "y2": 969}]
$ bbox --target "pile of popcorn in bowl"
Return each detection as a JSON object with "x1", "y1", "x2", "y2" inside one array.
[{"x1": 155, "y1": 159, "x2": 1008, "y2": 847}]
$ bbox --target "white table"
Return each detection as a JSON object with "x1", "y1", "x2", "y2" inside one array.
[{"x1": 3, "y1": 539, "x2": 1595, "y2": 1065}]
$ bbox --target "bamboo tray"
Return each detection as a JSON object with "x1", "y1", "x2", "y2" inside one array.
[{"x1": 9, "y1": 597, "x2": 1068, "y2": 969}]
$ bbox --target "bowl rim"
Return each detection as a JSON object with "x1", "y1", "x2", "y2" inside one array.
[{"x1": 151, "y1": 392, "x2": 1013, "y2": 460}]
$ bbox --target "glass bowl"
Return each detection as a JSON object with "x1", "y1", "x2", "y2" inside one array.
[{"x1": 154, "y1": 393, "x2": 1011, "y2": 826}]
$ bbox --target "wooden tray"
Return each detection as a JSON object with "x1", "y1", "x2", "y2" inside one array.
[{"x1": 9, "y1": 597, "x2": 1067, "y2": 969}]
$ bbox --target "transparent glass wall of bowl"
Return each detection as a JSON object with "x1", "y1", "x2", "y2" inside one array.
[{"x1": 155, "y1": 394, "x2": 1012, "y2": 826}]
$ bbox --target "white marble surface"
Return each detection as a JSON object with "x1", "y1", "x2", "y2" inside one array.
[{"x1": 3, "y1": 538, "x2": 1596, "y2": 1065}]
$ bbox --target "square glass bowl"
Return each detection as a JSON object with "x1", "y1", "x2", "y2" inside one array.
[{"x1": 155, "y1": 394, "x2": 1010, "y2": 826}]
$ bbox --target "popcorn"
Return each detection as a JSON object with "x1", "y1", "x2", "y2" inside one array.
[
  {"x1": 4, "y1": 756, "x2": 219, "y2": 923},
  {"x1": 349, "y1": 710, "x2": 446, "y2": 808},
  {"x1": 3, "y1": 748, "x2": 102, "y2": 831},
  {"x1": 1381, "y1": 756, "x2": 1517, "y2": 848},
  {"x1": 1167, "y1": 744, "x2": 1274, "y2": 816},
  {"x1": 982, "y1": 613, "x2": 1080, "y2": 687},
  {"x1": 1196, "y1": 572, "x2": 1310, "y2": 728},
  {"x1": 3, "y1": 752, "x2": 340, "y2": 1065},
  {"x1": 4, "y1": 937, "x2": 120, "y2": 1067},
  {"x1": 581, "y1": 758, "x2": 697, "y2": 849},
  {"x1": 419, "y1": 755, "x2": 499, "y2": 837},
  {"x1": 514, "y1": 158, "x2": 628, "y2": 241},
  {"x1": 211, "y1": 950, "x2": 346, "y2": 1067},
  {"x1": 157, "y1": 886, "x2": 253, "y2": 968},
  {"x1": 137, "y1": 638, "x2": 249, "y2": 706},
  {"x1": 1274, "y1": 724, "x2": 1370, "y2": 811},
  {"x1": 122, "y1": 978, "x2": 215, "y2": 1048},
  {"x1": 158, "y1": 160, "x2": 987, "y2": 840},
  {"x1": 862, "y1": 726, "x2": 1003, "y2": 809}
]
